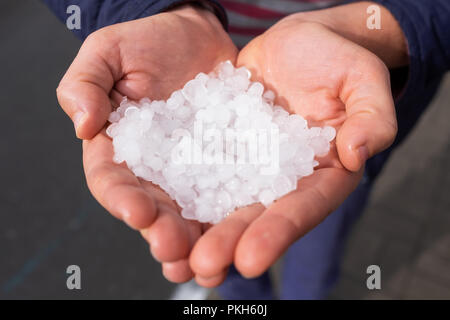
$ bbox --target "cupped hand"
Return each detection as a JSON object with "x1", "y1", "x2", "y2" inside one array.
[
  {"x1": 189, "y1": 20, "x2": 397, "y2": 286},
  {"x1": 58, "y1": 5, "x2": 238, "y2": 283}
]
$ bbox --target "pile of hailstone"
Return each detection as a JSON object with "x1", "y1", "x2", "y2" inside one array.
[{"x1": 107, "y1": 61, "x2": 335, "y2": 224}]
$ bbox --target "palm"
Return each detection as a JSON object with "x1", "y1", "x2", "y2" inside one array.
[
  {"x1": 103, "y1": 14, "x2": 237, "y2": 102},
  {"x1": 237, "y1": 21, "x2": 366, "y2": 203},
  {"x1": 189, "y1": 21, "x2": 396, "y2": 285},
  {"x1": 237, "y1": 21, "x2": 363, "y2": 195}
]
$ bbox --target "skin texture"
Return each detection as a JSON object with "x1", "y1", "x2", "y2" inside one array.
[
  {"x1": 57, "y1": 3, "x2": 403, "y2": 286},
  {"x1": 290, "y1": 1, "x2": 408, "y2": 68},
  {"x1": 57, "y1": 5, "x2": 237, "y2": 139}
]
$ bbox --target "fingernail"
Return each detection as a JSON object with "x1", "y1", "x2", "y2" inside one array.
[
  {"x1": 196, "y1": 274, "x2": 216, "y2": 283},
  {"x1": 358, "y1": 145, "x2": 369, "y2": 163},
  {"x1": 73, "y1": 111, "x2": 85, "y2": 133},
  {"x1": 195, "y1": 275, "x2": 209, "y2": 283}
]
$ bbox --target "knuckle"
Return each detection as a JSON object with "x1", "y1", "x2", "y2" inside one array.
[
  {"x1": 370, "y1": 55, "x2": 390, "y2": 79},
  {"x1": 55, "y1": 83, "x2": 66, "y2": 101},
  {"x1": 84, "y1": 25, "x2": 118, "y2": 51},
  {"x1": 55, "y1": 82, "x2": 73, "y2": 114},
  {"x1": 379, "y1": 119, "x2": 398, "y2": 149},
  {"x1": 386, "y1": 120, "x2": 398, "y2": 142},
  {"x1": 86, "y1": 165, "x2": 118, "y2": 198}
]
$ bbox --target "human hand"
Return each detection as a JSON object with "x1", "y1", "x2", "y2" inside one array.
[
  {"x1": 188, "y1": 20, "x2": 397, "y2": 286},
  {"x1": 58, "y1": 5, "x2": 237, "y2": 282}
]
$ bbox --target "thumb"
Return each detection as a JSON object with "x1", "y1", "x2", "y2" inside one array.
[
  {"x1": 337, "y1": 57, "x2": 398, "y2": 172},
  {"x1": 56, "y1": 33, "x2": 120, "y2": 139}
]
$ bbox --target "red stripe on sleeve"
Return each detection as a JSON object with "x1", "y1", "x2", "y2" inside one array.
[
  {"x1": 228, "y1": 25, "x2": 268, "y2": 36},
  {"x1": 220, "y1": 0, "x2": 286, "y2": 19}
]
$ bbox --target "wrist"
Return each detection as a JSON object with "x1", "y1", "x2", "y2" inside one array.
[
  {"x1": 166, "y1": 2, "x2": 237, "y2": 65},
  {"x1": 289, "y1": 1, "x2": 408, "y2": 68},
  {"x1": 170, "y1": 3, "x2": 224, "y2": 34}
]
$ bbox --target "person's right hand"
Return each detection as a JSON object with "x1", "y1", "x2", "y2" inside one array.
[
  {"x1": 188, "y1": 19, "x2": 398, "y2": 286},
  {"x1": 57, "y1": 5, "x2": 237, "y2": 282}
]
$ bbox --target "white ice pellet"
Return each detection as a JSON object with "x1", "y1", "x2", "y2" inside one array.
[
  {"x1": 309, "y1": 136, "x2": 330, "y2": 157},
  {"x1": 216, "y1": 190, "x2": 232, "y2": 210},
  {"x1": 321, "y1": 126, "x2": 337, "y2": 142},
  {"x1": 248, "y1": 82, "x2": 264, "y2": 97},
  {"x1": 195, "y1": 72, "x2": 209, "y2": 85},
  {"x1": 145, "y1": 155, "x2": 163, "y2": 171},
  {"x1": 271, "y1": 175, "x2": 296, "y2": 197},
  {"x1": 263, "y1": 90, "x2": 276, "y2": 102},
  {"x1": 106, "y1": 61, "x2": 335, "y2": 224},
  {"x1": 218, "y1": 60, "x2": 234, "y2": 79},
  {"x1": 108, "y1": 111, "x2": 121, "y2": 123},
  {"x1": 215, "y1": 108, "x2": 231, "y2": 127},
  {"x1": 167, "y1": 91, "x2": 185, "y2": 110},
  {"x1": 258, "y1": 189, "x2": 276, "y2": 207},
  {"x1": 225, "y1": 177, "x2": 241, "y2": 193},
  {"x1": 151, "y1": 100, "x2": 166, "y2": 114}
]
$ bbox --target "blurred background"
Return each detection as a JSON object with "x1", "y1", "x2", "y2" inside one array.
[{"x1": 1, "y1": 0, "x2": 449, "y2": 299}]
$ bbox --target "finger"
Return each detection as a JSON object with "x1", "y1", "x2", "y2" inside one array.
[
  {"x1": 138, "y1": 183, "x2": 203, "y2": 262},
  {"x1": 110, "y1": 89, "x2": 124, "y2": 109},
  {"x1": 57, "y1": 31, "x2": 121, "y2": 139},
  {"x1": 338, "y1": 55, "x2": 397, "y2": 172},
  {"x1": 195, "y1": 268, "x2": 228, "y2": 288},
  {"x1": 235, "y1": 168, "x2": 361, "y2": 278},
  {"x1": 140, "y1": 207, "x2": 193, "y2": 263},
  {"x1": 162, "y1": 259, "x2": 194, "y2": 283},
  {"x1": 190, "y1": 204, "x2": 264, "y2": 279},
  {"x1": 83, "y1": 130, "x2": 156, "y2": 229}
]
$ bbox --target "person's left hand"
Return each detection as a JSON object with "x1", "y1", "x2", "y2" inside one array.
[
  {"x1": 188, "y1": 20, "x2": 397, "y2": 286},
  {"x1": 67, "y1": 5, "x2": 237, "y2": 284}
]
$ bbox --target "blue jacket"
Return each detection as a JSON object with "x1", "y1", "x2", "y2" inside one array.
[{"x1": 43, "y1": 0, "x2": 450, "y2": 180}]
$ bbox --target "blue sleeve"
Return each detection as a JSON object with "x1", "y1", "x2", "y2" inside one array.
[
  {"x1": 369, "y1": 0, "x2": 450, "y2": 106},
  {"x1": 41, "y1": 0, "x2": 228, "y2": 40},
  {"x1": 365, "y1": 0, "x2": 450, "y2": 161},
  {"x1": 341, "y1": 0, "x2": 450, "y2": 181},
  {"x1": 349, "y1": 0, "x2": 450, "y2": 181}
]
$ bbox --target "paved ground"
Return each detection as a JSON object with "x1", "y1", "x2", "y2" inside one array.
[
  {"x1": 329, "y1": 73, "x2": 450, "y2": 300},
  {"x1": 1, "y1": 0, "x2": 449, "y2": 300},
  {"x1": 0, "y1": 0, "x2": 175, "y2": 299}
]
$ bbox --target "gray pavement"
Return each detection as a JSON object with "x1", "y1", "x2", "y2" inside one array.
[
  {"x1": 1, "y1": 0, "x2": 449, "y2": 300},
  {"x1": 0, "y1": 0, "x2": 174, "y2": 299},
  {"x1": 330, "y1": 74, "x2": 450, "y2": 299}
]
